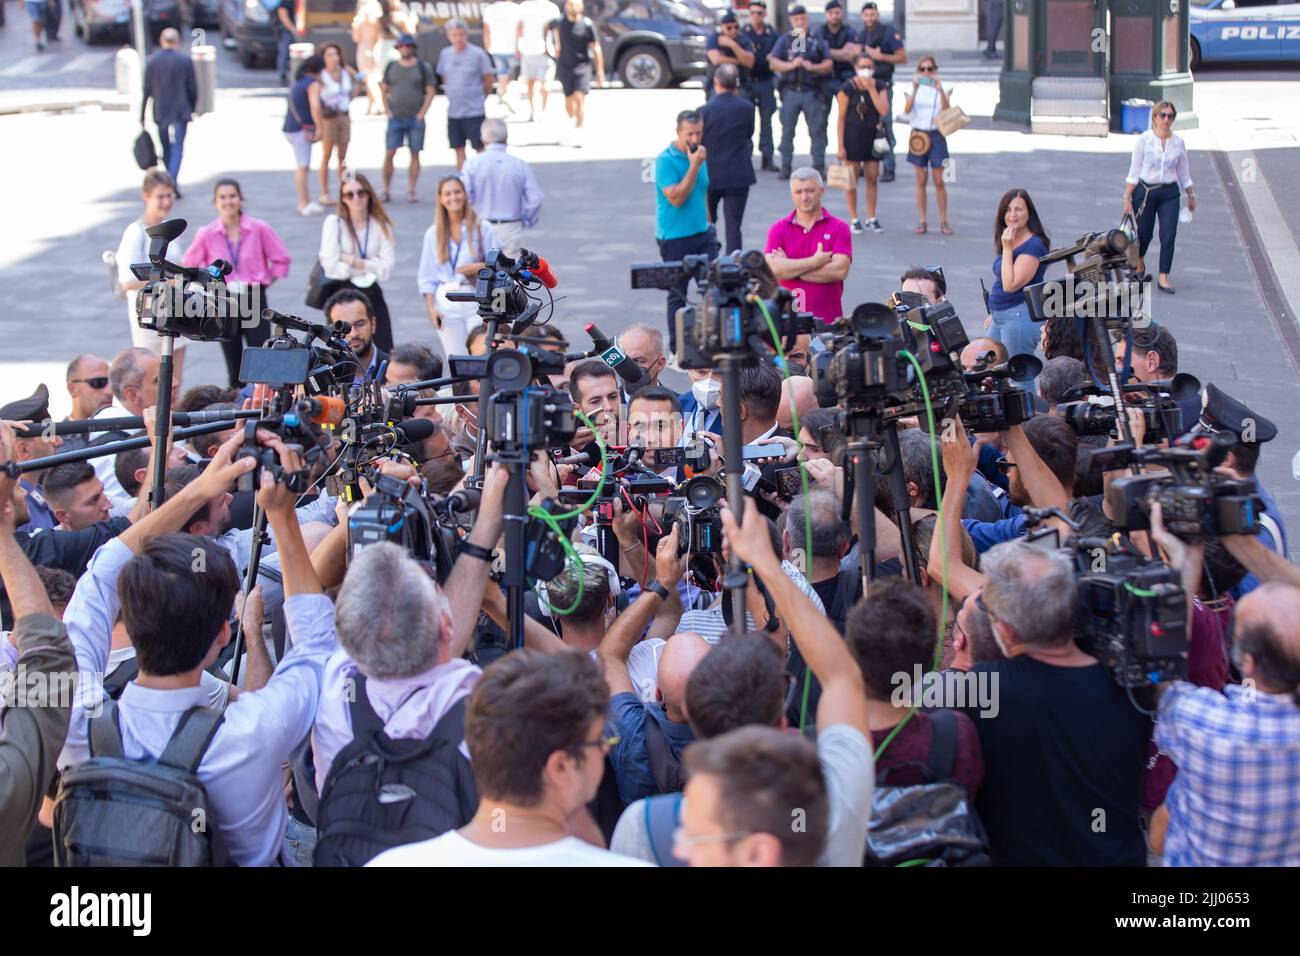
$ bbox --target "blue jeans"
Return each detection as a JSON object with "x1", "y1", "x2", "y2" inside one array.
[
  {"x1": 750, "y1": 77, "x2": 777, "y2": 162},
  {"x1": 988, "y1": 301, "x2": 1042, "y2": 371},
  {"x1": 158, "y1": 120, "x2": 187, "y2": 185},
  {"x1": 778, "y1": 87, "x2": 827, "y2": 170},
  {"x1": 276, "y1": 24, "x2": 293, "y2": 82},
  {"x1": 282, "y1": 814, "x2": 317, "y2": 867}
]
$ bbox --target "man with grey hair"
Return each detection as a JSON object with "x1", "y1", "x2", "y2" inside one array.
[
  {"x1": 763, "y1": 167, "x2": 851, "y2": 324},
  {"x1": 618, "y1": 323, "x2": 666, "y2": 390},
  {"x1": 436, "y1": 19, "x2": 496, "y2": 170},
  {"x1": 962, "y1": 539, "x2": 1152, "y2": 866},
  {"x1": 1037, "y1": 355, "x2": 1088, "y2": 413},
  {"x1": 461, "y1": 116, "x2": 543, "y2": 258},
  {"x1": 783, "y1": 489, "x2": 850, "y2": 631},
  {"x1": 307, "y1": 467, "x2": 511, "y2": 862}
]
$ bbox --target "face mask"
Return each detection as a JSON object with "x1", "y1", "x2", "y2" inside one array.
[
  {"x1": 692, "y1": 377, "x2": 721, "y2": 411},
  {"x1": 857, "y1": 68, "x2": 872, "y2": 78}
]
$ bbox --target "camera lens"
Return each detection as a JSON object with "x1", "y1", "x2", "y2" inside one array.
[
  {"x1": 487, "y1": 351, "x2": 531, "y2": 391},
  {"x1": 683, "y1": 476, "x2": 722, "y2": 510}
]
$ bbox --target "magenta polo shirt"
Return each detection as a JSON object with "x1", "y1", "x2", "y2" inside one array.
[{"x1": 764, "y1": 209, "x2": 853, "y2": 324}]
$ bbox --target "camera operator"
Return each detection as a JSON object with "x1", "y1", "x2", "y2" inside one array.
[
  {"x1": 1036, "y1": 356, "x2": 1087, "y2": 415},
  {"x1": 1145, "y1": 510, "x2": 1300, "y2": 866},
  {"x1": 958, "y1": 337, "x2": 1006, "y2": 373},
  {"x1": 54, "y1": 431, "x2": 338, "y2": 866},
  {"x1": 542, "y1": 548, "x2": 617, "y2": 656},
  {"x1": 1193, "y1": 385, "x2": 1286, "y2": 600},
  {"x1": 899, "y1": 265, "x2": 947, "y2": 304},
  {"x1": 383, "y1": 343, "x2": 457, "y2": 465}
]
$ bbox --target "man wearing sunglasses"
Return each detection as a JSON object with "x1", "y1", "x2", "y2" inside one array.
[
  {"x1": 856, "y1": 1, "x2": 906, "y2": 181},
  {"x1": 60, "y1": 355, "x2": 113, "y2": 454}
]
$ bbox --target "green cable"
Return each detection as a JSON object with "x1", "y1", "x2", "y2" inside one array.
[
  {"x1": 755, "y1": 299, "x2": 816, "y2": 734},
  {"x1": 530, "y1": 408, "x2": 610, "y2": 617},
  {"x1": 872, "y1": 349, "x2": 947, "y2": 762}
]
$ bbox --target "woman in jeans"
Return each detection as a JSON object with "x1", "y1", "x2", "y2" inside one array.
[
  {"x1": 318, "y1": 173, "x2": 396, "y2": 352},
  {"x1": 985, "y1": 188, "x2": 1050, "y2": 361},
  {"x1": 1123, "y1": 99, "x2": 1195, "y2": 295},
  {"x1": 317, "y1": 43, "x2": 356, "y2": 205},
  {"x1": 182, "y1": 178, "x2": 292, "y2": 386},
  {"x1": 417, "y1": 175, "x2": 497, "y2": 358}
]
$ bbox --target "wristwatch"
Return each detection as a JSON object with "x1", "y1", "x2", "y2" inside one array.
[{"x1": 646, "y1": 580, "x2": 671, "y2": 601}]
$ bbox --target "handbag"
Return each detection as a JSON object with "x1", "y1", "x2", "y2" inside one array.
[
  {"x1": 306, "y1": 219, "x2": 341, "y2": 310},
  {"x1": 908, "y1": 129, "x2": 932, "y2": 158},
  {"x1": 826, "y1": 163, "x2": 856, "y2": 190},
  {"x1": 133, "y1": 130, "x2": 158, "y2": 170},
  {"x1": 935, "y1": 105, "x2": 970, "y2": 137}
]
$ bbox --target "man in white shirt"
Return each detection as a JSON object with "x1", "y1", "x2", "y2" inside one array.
[
  {"x1": 461, "y1": 118, "x2": 543, "y2": 257},
  {"x1": 516, "y1": 0, "x2": 562, "y2": 120},
  {"x1": 369, "y1": 648, "x2": 651, "y2": 866},
  {"x1": 481, "y1": 0, "x2": 523, "y2": 105},
  {"x1": 88, "y1": 348, "x2": 181, "y2": 510}
]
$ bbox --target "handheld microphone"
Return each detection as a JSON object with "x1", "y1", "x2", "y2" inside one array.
[
  {"x1": 529, "y1": 257, "x2": 558, "y2": 289},
  {"x1": 393, "y1": 418, "x2": 438, "y2": 444},
  {"x1": 584, "y1": 323, "x2": 644, "y2": 388},
  {"x1": 554, "y1": 446, "x2": 603, "y2": 467},
  {"x1": 443, "y1": 487, "x2": 481, "y2": 513},
  {"x1": 296, "y1": 396, "x2": 347, "y2": 427}
]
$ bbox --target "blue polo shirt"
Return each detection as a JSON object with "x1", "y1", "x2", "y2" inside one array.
[{"x1": 654, "y1": 143, "x2": 710, "y2": 241}]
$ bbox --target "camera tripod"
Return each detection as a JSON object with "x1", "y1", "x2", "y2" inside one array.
[{"x1": 841, "y1": 409, "x2": 922, "y2": 596}]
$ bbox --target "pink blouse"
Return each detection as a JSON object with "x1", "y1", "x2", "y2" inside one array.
[{"x1": 182, "y1": 213, "x2": 292, "y2": 286}]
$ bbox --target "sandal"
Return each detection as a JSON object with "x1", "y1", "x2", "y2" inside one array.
[
  {"x1": 406, "y1": 190, "x2": 419, "y2": 203},
  {"x1": 379, "y1": 191, "x2": 391, "y2": 203},
  {"x1": 914, "y1": 223, "x2": 928, "y2": 235},
  {"x1": 940, "y1": 222, "x2": 953, "y2": 236}
]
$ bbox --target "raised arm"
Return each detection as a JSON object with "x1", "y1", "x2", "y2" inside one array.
[
  {"x1": 442, "y1": 464, "x2": 510, "y2": 659},
  {"x1": 930, "y1": 417, "x2": 987, "y2": 601},
  {"x1": 598, "y1": 527, "x2": 685, "y2": 696}
]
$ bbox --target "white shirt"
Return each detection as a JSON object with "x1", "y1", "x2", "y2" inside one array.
[
  {"x1": 482, "y1": 0, "x2": 523, "y2": 54},
  {"x1": 1125, "y1": 129, "x2": 1193, "y2": 189},
  {"x1": 319, "y1": 68, "x2": 354, "y2": 113},
  {"x1": 319, "y1": 214, "x2": 395, "y2": 287},
  {"x1": 416, "y1": 219, "x2": 499, "y2": 296},
  {"x1": 517, "y1": 0, "x2": 561, "y2": 56},
  {"x1": 116, "y1": 219, "x2": 186, "y2": 331},
  {"x1": 907, "y1": 83, "x2": 945, "y2": 132},
  {"x1": 88, "y1": 400, "x2": 137, "y2": 510},
  {"x1": 368, "y1": 830, "x2": 652, "y2": 866}
]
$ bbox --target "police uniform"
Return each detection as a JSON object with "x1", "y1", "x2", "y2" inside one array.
[
  {"x1": 742, "y1": 0, "x2": 779, "y2": 169},
  {"x1": 771, "y1": 6, "x2": 832, "y2": 175},
  {"x1": 814, "y1": 0, "x2": 857, "y2": 115},
  {"x1": 705, "y1": 11, "x2": 755, "y2": 102},
  {"x1": 857, "y1": 8, "x2": 905, "y2": 178},
  {"x1": 1193, "y1": 383, "x2": 1287, "y2": 600},
  {"x1": 0, "y1": 385, "x2": 60, "y2": 534}
]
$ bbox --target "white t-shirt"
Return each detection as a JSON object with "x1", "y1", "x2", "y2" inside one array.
[
  {"x1": 367, "y1": 830, "x2": 653, "y2": 867},
  {"x1": 482, "y1": 1, "x2": 523, "y2": 54},
  {"x1": 115, "y1": 220, "x2": 185, "y2": 348},
  {"x1": 908, "y1": 83, "x2": 946, "y2": 132},
  {"x1": 517, "y1": 0, "x2": 561, "y2": 56}
]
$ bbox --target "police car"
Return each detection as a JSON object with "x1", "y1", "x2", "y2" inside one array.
[{"x1": 1190, "y1": 0, "x2": 1300, "y2": 69}]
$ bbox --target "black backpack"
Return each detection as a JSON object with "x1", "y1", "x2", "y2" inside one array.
[
  {"x1": 53, "y1": 701, "x2": 226, "y2": 867},
  {"x1": 864, "y1": 709, "x2": 991, "y2": 867},
  {"x1": 312, "y1": 674, "x2": 478, "y2": 867}
]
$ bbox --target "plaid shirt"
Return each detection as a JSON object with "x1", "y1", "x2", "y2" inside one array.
[{"x1": 1157, "y1": 682, "x2": 1300, "y2": 866}]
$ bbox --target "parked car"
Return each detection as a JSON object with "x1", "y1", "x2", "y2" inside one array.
[
  {"x1": 1190, "y1": 0, "x2": 1300, "y2": 69},
  {"x1": 225, "y1": 0, "x2": 716, "y2": 88},
  {"x1": 72, "y1": 0, "x2": 220, "y2": 45}
]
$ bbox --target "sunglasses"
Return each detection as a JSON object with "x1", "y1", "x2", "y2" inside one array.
[
  {"x1": 919, "y1": 65, "x2": 936, "y2": 73},
  {"x1": 1156, "y1": 111, "x2": 1175, "y2": 119},
  {"x1": 71, "y1": 377, "x2": 110, "y2": 389},
  {"x1": 342, "y1": 189, "x2": 368, "y2": 199}
]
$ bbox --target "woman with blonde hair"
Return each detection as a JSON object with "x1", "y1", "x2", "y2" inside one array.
[
  {"x1": 417, "y1": 176, "x2": 498, "y2": 357},
  {"x1": 1123, "y1": 99, "x2": 1195, "y2": 295},
  {"x1": 316, "y1": 42, "x2": 357, "y2": 204},
  {"x1": 114, "y1": 169, "x2": 188, "y2": 374},
  {"x1": 318, "y1": 172, "x2": 396, "y2": 351}
]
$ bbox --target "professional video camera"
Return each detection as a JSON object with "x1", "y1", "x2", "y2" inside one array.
[
  {"x1": 1023, "y1": 226, "x2": 1145, "y2": 326},
  {"x1": 662, "y1": 475, "x2": 724, "y2": 557},
  {"x1": 348, "y1": 473, "x2": 457, "y2": 580},
  {"x1": 447, "y1": 247, "x2": 557, "y2": 334},
  {"x1": 482, "y1": 347, "x2": 577, "y2": 454},
  {"x1": 1097, "y1": 430, "x2": 1263, "y2": 542},
  {"x1": 1057, "y1": 373, "x2": 1201, "y2": 443},
  {"x1": 131, "y1": 219, "x2": 241, "y2": 342},
  {"x1": 630, "y1": 250, "x2": 815, "y2": 370}
]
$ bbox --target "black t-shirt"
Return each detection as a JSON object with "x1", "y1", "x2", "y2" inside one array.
[
  {"x1": 275, "y1": 0, "x2": 294, "y2": 29},
  {"x1": 961, "y1": 656, "x2": 1151, "y2": 867},
  {"x1": 816, "y1": 23, "x2": 856, "y2": 84},
  {"x1": 552, "y1": 16, "x2": 596, "y2": 69},
  {"x1": 2, "y1": 516, "x2": 132, "y2": 628}
]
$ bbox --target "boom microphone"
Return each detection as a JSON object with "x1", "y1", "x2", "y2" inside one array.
[{"x1": 584, "y1": 323, "x2": 644, "y2": 388}]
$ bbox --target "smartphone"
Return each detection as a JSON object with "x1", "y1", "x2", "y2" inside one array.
[
  {"x1": 742, "y1": 443, "x2": 785, "y2": 462},
  {"x1": 775, "y1": 465, "x2": 813, "y2": 499},
  {"x1": 919, "y1": 75, "x2": 935, "y2": 87},
  {"x1": 688, "y1": 142, "x2": 699, "y2": 154}
]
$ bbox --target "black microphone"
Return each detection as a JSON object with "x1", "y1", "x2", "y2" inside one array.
[
  {"x1": 626, "y1": 441, "x2": 646, "y2": 467},
  {"x1": 444, "y1": 487, "x2": 481, "y2": 512},
  {"x1": 554, "y1": 446, "x2": 603, "y2": 467},
  {"x1": 361, "y1": 418, "x2": 438, "y2": 445},
  {"x1": 585, "y1": 323, "x2": 644, "y2": 387}
]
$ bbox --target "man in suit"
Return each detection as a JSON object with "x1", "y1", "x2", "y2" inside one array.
[
  {"x1": 140, "y1": 28, "x2": 198, "y2": 195},
  {"x1": 678, "y1": 369, "x2": 721, "y2": 446},
  {"x1": 699, "y1": 63, "x2": 757, "y2": 256}
]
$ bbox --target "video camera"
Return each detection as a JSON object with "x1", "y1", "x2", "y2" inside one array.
[
  {"x1": 447, "y1": 247, "x2": 554, "y2": 334},
  {"x1": 662, "y1": 475, "x2": 724, "y2": 557},
  {"x1": 630, "y1": 250, "x2": 815, "y2": 369},
  {"x1": 132, "y1": 219, "x2": 241, "y2": 342},
  {"x1": 1023, "y1": 227, "x2": 1145, "y2": 327},
  {"x1": 1057, "y1": 373, "x2": 1201, "y2": 443},
  {"x1": 1097, "y1": 430, "x2": 1263, "y2": 542}
]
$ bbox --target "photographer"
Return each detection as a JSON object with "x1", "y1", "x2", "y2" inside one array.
[
  {"x1": 55, "y1": 431, "x2": 339, "y2": 866},
  {"x1": 963, "y1": 538, "x2": 1152, "y2": 866}
]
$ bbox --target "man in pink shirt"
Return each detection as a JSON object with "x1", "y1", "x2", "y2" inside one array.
[{"x1": 764, "y1": 167, "x2": 852, "y2": 324}]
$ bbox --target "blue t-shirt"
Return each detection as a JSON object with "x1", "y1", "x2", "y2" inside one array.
[
  {"x1": 436, "y1": 44, "x2": 494, "y2": 118},
  {"x1": 282, "y1": 75, "x2": 315, "y2": 132},
  {"x1": 654, "y1": 143, "x2": 709, "y2": 241},
  {"x1": 962, "y1": 513, "x2": 1027, "y2": 555},
  {"x1": 989, "y1": 235, "x2": 1049, "y2": 313}
]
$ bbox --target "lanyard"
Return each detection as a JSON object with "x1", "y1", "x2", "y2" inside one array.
[
  {"x1": 223, "y1": 225, "x2": 242, "y2": 272},
  {"x1": 357, "y1": 219, "x2": 371, "y2": 260}
]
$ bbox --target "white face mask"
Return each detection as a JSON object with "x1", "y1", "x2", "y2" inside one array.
[
  {"x1": 692, "y1": 377, "x2": 721, "y2": 411},
  {"x1": 856, "y1": 68, "x2": 872, "y2": 78}
]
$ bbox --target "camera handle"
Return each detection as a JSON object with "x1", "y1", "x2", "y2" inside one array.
[
  {"x1": 717, "y1": 355, "x2": 749, "y2": 631},
  {"x1": 500, "y1": 449, "x2": 530, "y2": 650},
  {"x1": 472, "y1": 315, "x2": 505, "y2": 482},
  {"x1": 148, "y1": 333, "x2": 178, "y2": 512}
]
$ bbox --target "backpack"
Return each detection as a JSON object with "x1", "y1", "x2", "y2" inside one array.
[
  {"x1": 53, "y1": 701, "x2": 226, "y2": 867},
  {"x1": 643, "y1": 712, "x2": 688, "y2": 795},
  {"x1": 864, "y1": 709, "x2": 991, "y2": 867},
  {"x1": 312, "y1": 674, "x2": 478, "y2": 867},
  {"x1": 642, "y1": 792, "x2": 686, "y2": 868}
]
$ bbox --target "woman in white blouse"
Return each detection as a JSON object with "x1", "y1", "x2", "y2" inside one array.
[
  {"x1": 417, "y1": 175, "x2": 497, "y2": 358},
  {"x1": 319, "y1": 172, "x2": 396, "y2": 351},
  {"x1": 1123, "y1": 100, "x2": 1195, "y2": 295},
  {"x1": 114, "y1": 169, "x2": 187, "y2": 373}
]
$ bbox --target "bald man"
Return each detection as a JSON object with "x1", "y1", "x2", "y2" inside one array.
[
  {"x1": 655, "y1": 631, "x2": 711, "y2": 724},
  {"x1": 619, "y1": 323, "x2": 667, "y2": 391},
  {"x1": 1154, "y1": 581, "x2": 1300, "y2": 865},
  {"x1": 777, "y1": 374, "x2": 819, "y2": 433},
  {"x1": 960, "y1": 337, "x2": 1008, "y2": 373},
  {"x1": 141, "y1": 27, "x2": 198, "y2": 192}
]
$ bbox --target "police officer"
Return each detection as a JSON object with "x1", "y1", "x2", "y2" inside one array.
[
  {"x1": 815, "y1": 0, "x2": 859, "y2": 122},
  {"x1": 769, "y1": 4, "x2": 833, "y2": 180},
  {"x1": 705, "y1": 11, "x2": 755, "y2": 103},
  {"x1": 857, "y1": 0, "x2": 907, "y2": 182},
  {"x1": 1192, "y1": 384, "x2": 1287, "y2": 601},
  {"x1": 743, "y1": 0, "x2": 779, "y2": 172},
  {"x1": 0, "y1": 385, "x2": 62, "y2": 533}
]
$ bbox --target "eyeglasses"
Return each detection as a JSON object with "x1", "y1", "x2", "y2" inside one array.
[
  {"x1": 342, "y1": 190, "x2": 368, "y2": 199},
  {"x1": 994, "y1": 457, "x2": 1017, "y2": 476},
  {"x1": 575, "y1": 734, "x2": 621, "y2": 755},
  {"x1": 975, "y1": 592, "x2": 997, "y2": 622},
  {"x1": 1156, "y1": 111, "x2": 1175, "y2": 119},
  {"x1": 673, "y1": 827, "x2": 752, "y2": 851},
  {"x1": 70, "y1": 377, "x2": 110, "y2": 389},
  {"x1": 918, "y1": 65, "x2": 936, "y2": 73}
]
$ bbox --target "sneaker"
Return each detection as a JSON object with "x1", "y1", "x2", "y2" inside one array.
[
  {"x1": 866, "y1": 218, "x2": 883, "y2": 234},
  {"x1": 36, "y1": 40, "x2": 45, "y2": 52},
  {"x1": 850, "y1": 219, "x2": 864, "y2": 235},
  {"x1": 299, "y1": 201, "x2": 325, "y2": 216}
]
